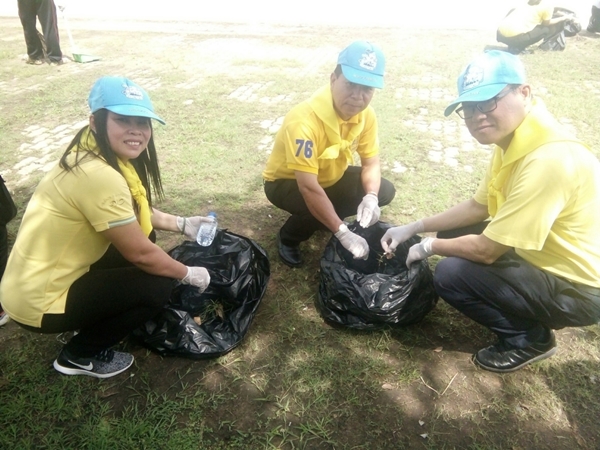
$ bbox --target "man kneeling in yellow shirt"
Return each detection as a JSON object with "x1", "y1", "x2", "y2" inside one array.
[
  {"x1": 263, "y1": 41, "x2": 396, "y2": 267},
  {"x1": 381, "y1": 51, "x2": 600, "y2": 373}
]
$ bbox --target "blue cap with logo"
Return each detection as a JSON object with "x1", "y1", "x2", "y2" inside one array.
[
  {"x1": 337, "y1": 41, "x2": 385, "y2": 89},
  {"x1": 444, "y1": 50, "x2": 526, "y2": 117},
  {"x1": 88, "y1": 76, "x2": 165, "y2": 124}
]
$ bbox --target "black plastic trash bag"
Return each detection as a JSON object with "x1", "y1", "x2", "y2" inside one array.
[
  {"x1": 133, "y1": 229, "x2": 270, "y2": 359},
  {"x1": 317, "y1": 221, "x2": 437, "y2": 330},
  {"x1": 538, "y1": 30, "x2": 566, "y2": 51},
  {"x1": 538, "y1": 7, "x2": 580, "y2": 51},
  {"x1": 554, "y1": 7, "x2": 582, "y2": 37},
  {"x1": 588, "y1": 5, "x2": 600, "y2": 33}
]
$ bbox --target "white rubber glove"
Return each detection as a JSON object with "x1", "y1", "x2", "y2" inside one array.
[
  {"x1": 406, "y1": 237, "x2": 435, "y2": 267},
  {"x1": 180, "y1": 266, "x2": 210, "y2": 293},
  {"x1": 335, "y1": 224, "x2": 369, "y2": 259},
  {"x1": 380, "y1": 220, "x2": 425, "y2": 255},
  {"x1": 176, "y1": 216, "x2": 215, "y2": 241},
  {"x1": 356, "y1": 193, "x2": 380, "y2": 228}
]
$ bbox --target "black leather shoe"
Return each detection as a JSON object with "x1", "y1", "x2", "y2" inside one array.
[
  {"x1": 474, "y1": 331, "x2": 557, "y2": 373},
  {"x1": 277, "y1": 232, "x2": 302, "y2": 267}
]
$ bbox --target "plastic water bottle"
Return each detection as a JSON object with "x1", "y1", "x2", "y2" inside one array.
[{"x1": 197, "y1": 212, "x2": 217, "y2": 246}]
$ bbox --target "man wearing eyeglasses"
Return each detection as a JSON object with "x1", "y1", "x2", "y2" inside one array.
[{"x1": 380, "y1": 50, "x2": 600, "y2": 373}]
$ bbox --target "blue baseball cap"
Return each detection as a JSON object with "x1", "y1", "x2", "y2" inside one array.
[
  {"x1": 88, "y1": 76, "x2": 165, "y2": 124},
  {"x1": 444, "y1": 50, "x2": 526, "y2": 117},
  {"x1": 337, "y1": 41, "x2": 385, "y2": 89}
]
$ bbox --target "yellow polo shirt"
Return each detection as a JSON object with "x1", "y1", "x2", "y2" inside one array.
[
  {"x1": 0, "y1": 154, "x2": 137, "y2": 327},
  {"x1": 262, "y1": 87, "x2": 379, "y2": 188},
  {"x1": 475, "y1": 141, "x2": 600, "y2": 287},
  {"x1": 498, "y1": 2, "x2": 554, "y2": 37}
]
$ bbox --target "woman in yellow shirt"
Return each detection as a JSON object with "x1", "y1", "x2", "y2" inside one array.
[{"x1": 0, "y1": 77, "x2": 212, "y2": 378}]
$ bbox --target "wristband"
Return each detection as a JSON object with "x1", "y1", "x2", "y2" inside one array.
[
  {"x1": 367, "y1": 191, "x2": 378, "y2": 197},
  {"x1": 338, "y1": 223, "x2": 349, "y2": 233}
]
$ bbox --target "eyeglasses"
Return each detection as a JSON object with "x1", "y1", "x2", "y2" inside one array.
[{"x1": 455, "y1": 87, "x2": 515, "y2": 120}]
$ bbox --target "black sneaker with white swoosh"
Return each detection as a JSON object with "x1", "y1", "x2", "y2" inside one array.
[{"x1": 53, "y1": 347, "x2": 134, "y2": 378}]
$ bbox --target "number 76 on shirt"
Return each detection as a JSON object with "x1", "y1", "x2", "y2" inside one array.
[{"x1": 295, "y1": 139, "x2": 313, "y2": 158}]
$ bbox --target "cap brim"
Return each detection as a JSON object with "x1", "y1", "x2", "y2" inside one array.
[
  {"x1": 443, "y1": 83, "x2": 507, "y2": 117},
  {"x1": 106, "y1": 105, "x2": 166, "y2": 125},
  {"x1": 341, "y1": 65, "x2": 384, "y2": 89}
]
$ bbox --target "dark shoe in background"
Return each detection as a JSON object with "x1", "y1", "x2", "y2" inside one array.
[
  {"x1": 49, "y1": 57, "x2": 67, "y2": 66},
  {"x1": 474, "y1": 331, "x2": 557, "y2": 373},
  {"x1": 506, "y1": 46, "x2": 522, "y2": 55},
  {"x1": 506, "y1": 46, "x2": 533, "y2": 55},
  {"x1": 26, "y1": 57, "x2": 44, "y2": 65}
]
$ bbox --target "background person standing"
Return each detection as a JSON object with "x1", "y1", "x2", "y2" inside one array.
[{"x1": 17, "y1": 0, "x2": 64, "y2": 65}]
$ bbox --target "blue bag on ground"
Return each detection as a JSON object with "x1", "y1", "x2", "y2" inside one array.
[
  {"x1": 133, "y1": 229, "x2": 270, "y2": 359},
  {"x1": 317, "y1": 221, "x2": 437, "y2": 330}
]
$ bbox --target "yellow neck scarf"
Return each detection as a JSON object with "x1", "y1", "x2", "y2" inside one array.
[
  {"x1": 307, "y1": 85, "x2": 366, "y2": 164},
  {"x1": 487, "y1": 99, "x2": 583, "y2": 217},
  {"x1": 75, "y1": 127, "x2": 153, "y2": 236}
]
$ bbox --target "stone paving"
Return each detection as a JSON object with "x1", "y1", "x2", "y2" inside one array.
[{"x1": 15, "y1": 121, "x2": 88, "y2": 178}]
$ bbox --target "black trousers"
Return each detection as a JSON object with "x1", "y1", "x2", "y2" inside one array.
[
  {"x1": 18, "y1": 0, "x2": 63, "y2": 62},
  {"x1": 264, "y1": 166, "x2": 396, "y2": 245},
  {"x1": 434, "y1": 224, "x2": 600, "y2": 349},
  {"x1": 0, "y1": 225, "x2": 7, "y2": 315},
  {"x1": 496, "y1": 22, "x2": 564, "y2": 51},
  {"x1": 0, "y1": 224, "x2": 7, "y2": 281},
  {"x1": 17, "y1": 231, "x2": 172, "y2": 357}
]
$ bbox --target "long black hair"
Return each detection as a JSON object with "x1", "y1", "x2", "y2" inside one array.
[{"x1": 59, "y1": 109, "x2": 164, "y2": 206}]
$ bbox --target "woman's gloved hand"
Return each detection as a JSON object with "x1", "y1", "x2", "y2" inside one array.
[
  {"x1": 180, "y1": 266, "x2": 210, "y2": 293},
  {"x1": 176, "y1": 216, "x2": 215, "y2": 241}
]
